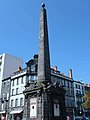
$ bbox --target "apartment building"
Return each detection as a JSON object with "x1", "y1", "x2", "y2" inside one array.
[
  {"x1": 0, "y1": 77, "x2": 11, "y2": 120},
  {"x1": 73, "y1": 80, "x2": 85, "y2": 116},
  {"x1": 84, "y1": 84, "x2": 90, "y2": 92},
  {"x1": 0, "y1": 53, "x2": 23, "y2": 120},
  {"x1": 0, "y1": 53, "x2": 23, "y2": 98},
  {"x1": 9, "y1": 55, "x2": 38, "y2": 120},
  {"x1": 0, "y1": 54, "x2": 86, "y2": 120},
  {"x1": 51, "y1": 67, "x2": 75, "y2": 119}
]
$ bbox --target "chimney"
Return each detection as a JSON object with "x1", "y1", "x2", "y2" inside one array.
[
  {"x1": 52, "y1": 66, "x2": 57, "y2": 71},
  {"x1": 69, "y1": 69, "x2": 73, "y2": 79},
  {"x1": 18, "y1": 66, "x2": 22, "y2": 71}
]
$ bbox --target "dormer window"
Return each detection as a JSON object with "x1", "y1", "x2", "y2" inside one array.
[{"x1": 31, "y1": 64, "x2": 35, "y2": 72}]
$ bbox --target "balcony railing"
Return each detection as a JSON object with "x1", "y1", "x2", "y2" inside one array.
[
  {"x1": 77, "y1": 101, "x2": 83, "y2": 106},
  {"x1": 76, "y1": 93, "x2": 84, "y2": 97}
]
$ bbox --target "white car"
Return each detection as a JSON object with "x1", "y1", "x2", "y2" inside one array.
[
  {"x1": 75, "y1": 116, "x2": 82, "y2": 120},
  {"x1": 75, "y1": 116, "x2": 89, "y2": 120}
]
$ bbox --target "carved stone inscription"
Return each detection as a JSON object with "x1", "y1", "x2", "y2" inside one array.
[
  {"x1": 54, "y1": 100, "x2": 60, "y2": 117},
  {"x1": 30, "y1": 98, "x2": 37, "y2": 118}
]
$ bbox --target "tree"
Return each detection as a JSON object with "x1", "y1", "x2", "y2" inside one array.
[{"x1": 82, "y1": 91, "x2": 90, "y2": 110}]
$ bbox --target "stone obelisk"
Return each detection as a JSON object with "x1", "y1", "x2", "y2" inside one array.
[
  {"x1": 23, "y1": 4, "x2": 67, "y2": 120},
  {"x1": 38, "y1": 3, "x2": 51, "y2": 83}
]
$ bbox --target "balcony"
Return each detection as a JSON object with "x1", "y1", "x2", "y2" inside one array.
[
  {"x1": 77, "y1": 101, "x2": 82, "y2": 106},
  {"x1": 76, "y1": 93, "x2": 84, "y2": 97}
]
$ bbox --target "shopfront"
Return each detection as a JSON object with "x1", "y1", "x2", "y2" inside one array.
[
  {"x1": 0, "y1": 111, "x2": 6, "y2": 120},
  {"x1": 10, "y1": 110, "x2": 23, "y2": 120}
]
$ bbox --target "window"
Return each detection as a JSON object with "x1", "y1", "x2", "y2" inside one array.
[
  {"x1": 6, "y1": 93, "x2": 9, "y2": 100},
  {"x1": 31, "y1": 75, "x2": 35, "y2": 80},
  {"x1": 71, "y1": 82, "x2": 73, "y2": 88},
  {"x1": 64, "y1": 80, "x2": 66, "y2": 86},
  {"x1": 11, "y1": 99, "x2": 14, "y2": 107},
  {"x1": 67, "y1": 81, "x2": 69, "y2": 88},
  {"x1": 82, "y1": 91, "x2": 84, "y2": 96},
  {"x1": 16, "y1": 88, "x2": 19, "y2": 94},
  {"x1": 31, "y1": 64, "x2": 35, "y2": 72},
  {"x1": 78, "y1": 85, "x2": 80, "y2": 89},
  {"x1": 79, "y1": 91, "x2": 81, "y2": 95},
  {"x1": 21, "y1": 77, "x2": 24, "y2": 84},
  {"x1": 60, "y1": 79, "x2": 64, "y2": 85},
  {"x1": 76, "y1": 90, "x2": 78, "y2": 94},
  {"x1": 15, "y1": 99, "x2": 18, "y2": 107},
  {"x1": 75, "y1": 84, "x2": 77, "y2": 88},
  {"x1": 71, "y1": 89, "x2": 74, "y2": 96},
  {"x1": 71, "y1": 100, "x2": 74, "y2": 107},
  {"x1": 4, "y1": 82, "x2": 6, "y2": 85},
  {"x1": 1, "y1": 103, "x2": 4, "y2": 110},
  {"x1": 12, "y1": 80, "x2": 14, "y2": 86},
  {"x1": 17, "y1": 78, "x2": 19, "y2": 85},
  {"x1": 2, "y1": 94, "x2": 4, "y2": 100},
  {"x1": 20, "y1": 98, "x2": 23, "y2": 106},
  {"x1": 12, "y1": 89, "x2": 14, "y2": 95}
]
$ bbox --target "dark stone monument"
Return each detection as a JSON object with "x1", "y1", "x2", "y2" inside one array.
[{"x1": 23, "y1": 4, "x2": 67, "y2": 120}]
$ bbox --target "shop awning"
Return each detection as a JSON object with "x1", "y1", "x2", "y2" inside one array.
[
  {"x1": 0, "y1": 111, "x2": 6, "y2": 114},
  {"x1": 10, "y1": 109, "x2": 23, "y2": 114}
]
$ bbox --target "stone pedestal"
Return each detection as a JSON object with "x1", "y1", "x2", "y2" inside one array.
[{"x1": 23, "y1": 82, "x2": 67, "y2": 120}]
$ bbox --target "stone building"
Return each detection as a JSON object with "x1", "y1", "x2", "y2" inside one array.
[
  {"x1": 84, "y1": 84, "x2": 90, "y2": 92},
  {"x1": 73, "y1": 80, "x2": 85, "y2": 116},
  {"x1": 23, "y1": 4, "x2": 67, "y2": 120},
  {"x1": 0, "y1": 77, "x2": 11, "y2": 120},
  {"x1": 51, "y1": 68, "x2": 75, "y2": 119}
]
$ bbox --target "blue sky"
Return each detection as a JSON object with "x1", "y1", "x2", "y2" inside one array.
[{"x1": 0, "y1": 0, "x2": 90, "y2": 83}]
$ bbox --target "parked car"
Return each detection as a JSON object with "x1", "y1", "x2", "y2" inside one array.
[
  {"x1": 75, "y1": 116, "x2": 89, "y2": 120},
  {"x1": 75, "y1": 116, "x2": 82, "y2": 120},
  {"x1": 85, "y1": 117, "x2": 89, "y2": 120}
]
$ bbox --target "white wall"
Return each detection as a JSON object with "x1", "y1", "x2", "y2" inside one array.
[
  {"x1": 10, "y1": 94, "x2": 25, "y2": 107},
  {"x1": 3, "y1": 53, "x2": 23, "y2": 79},
  {"x1": 0, "y1": 53, "x2": 23, "y2": 98},
  {"x1": 9, "y1": 75, "x2": 26, "y2": 108}
]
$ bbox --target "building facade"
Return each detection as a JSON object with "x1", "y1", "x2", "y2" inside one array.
[
  {"x1": 73, "y1": 80, "x2": 85, "y2": 116},
  {"x1": 0, "y1": 56, "x2": 86, "y2": 120},
  {"x1": 51, "y1": 67, "x2": 75, "y2": 119},
  {"x1": 0, "y1": 77, "x2": 11, "y2": 120},
  {"x1": 9, "y1": 68, "x2": 26, "y2": 120},
  {"x1": 0, "y1": 54, "x2": 38, "y2": 120},
  {"x1": 9, "y1": 55, "x2": 38, "y2": 120},
  {"x1": 84, "y1": 84, "x2": 90, "y2": 92}
]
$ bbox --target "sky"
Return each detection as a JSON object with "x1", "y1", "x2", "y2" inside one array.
[{"x1": 0, "y1": 0, "x2": 90, "y2": 83}]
